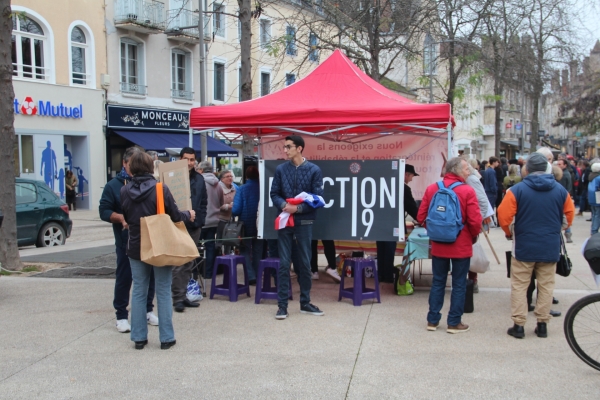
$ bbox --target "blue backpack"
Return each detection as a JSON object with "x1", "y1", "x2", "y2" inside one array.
[{"x1": 426, "y1": 181, "x2": 464, "y2": 243}]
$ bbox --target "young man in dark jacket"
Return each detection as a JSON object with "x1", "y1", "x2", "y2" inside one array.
[
  {"x1": 270, "y1": 135, "x2": 324, "y2": 320},
  {"x1": 172, "y1": 147, "x2": 207, "y2": 312},
  {"x1": 99, "y1": 147, "x2": 157, "y2": 333}
]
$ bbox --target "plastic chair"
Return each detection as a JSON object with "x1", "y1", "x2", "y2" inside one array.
[
  {"x1": 338, "y1": 258, "x2": 381, "y2": 306},
  {"x1": 255, "y1": 258, "x2": 293, "y2": 304},
  {"x1": 209, "y1": 255, "x2": 250, "y2": 302}
]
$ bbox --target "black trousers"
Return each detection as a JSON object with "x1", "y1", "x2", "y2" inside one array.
[
  {"x1": 376, "y1": 241, "x2": 397, "y2": 283},
  {"x1": 311, "y1": 240, "x2": 336, "y2": 272}
]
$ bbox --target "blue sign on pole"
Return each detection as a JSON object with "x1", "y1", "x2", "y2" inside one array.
[{"x1": 515, "y1": 123, "x2": 523, "y2": 130}]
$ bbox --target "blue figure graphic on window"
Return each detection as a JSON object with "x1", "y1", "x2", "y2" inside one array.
[
  {"x1": 40, "y1": 140, "x2": 57, "y2": 190},
  {"x1": 57, "y1": 168, "x2": 65, "y2": 199},
  {"x1": 64, "y1": 143, "x2": 73, "y2": 171},
  {"x1": 74, "y1": 167, "x2": 88, "y2": 200}
]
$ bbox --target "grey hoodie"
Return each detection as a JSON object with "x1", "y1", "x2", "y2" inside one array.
[{"x1": 202, "y1": 173, "x2": 224, "y2": 228}]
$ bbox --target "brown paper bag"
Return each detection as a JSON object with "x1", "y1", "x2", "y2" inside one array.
[{"x1": 140, "y1": 183, "x2": 199, "y2": 267}]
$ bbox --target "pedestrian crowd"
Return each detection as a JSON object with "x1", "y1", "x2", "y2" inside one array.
[{"x1": 99, "y1": 140, "x2": 586, "y2": 349}]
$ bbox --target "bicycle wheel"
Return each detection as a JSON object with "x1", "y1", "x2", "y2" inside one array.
[{"x1": 564, "y1": 293, "x2": 600, "y2": 371}]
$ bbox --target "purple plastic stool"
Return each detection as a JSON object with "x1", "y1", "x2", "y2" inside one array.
[
  {"x1": 255, "y1": 258, "x2": 293, "y2": 304},
  {"x1": 338, "y1": 258, "x2": 381, "y2": 306},
  {"x1": 210, "y1": 255, "x2": 250, "y2": 302}
]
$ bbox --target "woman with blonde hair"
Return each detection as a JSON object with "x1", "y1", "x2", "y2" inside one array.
[
  {"x1": 463, "y1": 157, "x2": 489, "y2": 293},
  {"x1": 503, "y1": 164, "x2": 522, "y2": 189},
  {"x1": 153, "y1": 160, "x2": 163, "y2": 180},
  {"x1": 217, "y1": 169, "x2": 236, "y2": 255}
]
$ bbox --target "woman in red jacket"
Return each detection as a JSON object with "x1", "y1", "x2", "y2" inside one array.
[{"x1": 417, "y1": 157, "x2": 482, "y2": 334}]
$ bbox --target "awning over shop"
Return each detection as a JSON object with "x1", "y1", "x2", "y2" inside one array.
[
  {"x1": 501, "y1": 140, "x2": 531, "y2": 149},
  {"x1": 113, "y1": 130, "x2": 238, "y2": 157}
]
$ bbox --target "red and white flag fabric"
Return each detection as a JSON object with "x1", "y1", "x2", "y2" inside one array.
[
  {"x1": 274, "y1": 212, "x2": 294, "y2": 230},
  {"x1": 274, "y1": 192, "x2": 326, "y2": 230}
]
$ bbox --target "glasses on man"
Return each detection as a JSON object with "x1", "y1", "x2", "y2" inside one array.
[{"x1": 283, "y1": 145, "x2": 296, "y2": 150}]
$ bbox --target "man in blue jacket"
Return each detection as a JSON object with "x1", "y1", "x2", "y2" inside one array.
[
  {"x1": 99, "y1": 147, "x2": 157, "y2": 333},
  {"x1": 172, "y1": 147, "x2": 207, "y2": 313},
  {"x1": 499, "y1": 153, "x2": 574, "y2": 339},
  {"x1": 270, "y1": 135, "x2": 324, "y2": 320},
  {"x1": 484, "y1": 156, "x2": 499, "y2": 211},
  {"x1": 232, "y1": 165, "x2": 262, "y2": 284}
]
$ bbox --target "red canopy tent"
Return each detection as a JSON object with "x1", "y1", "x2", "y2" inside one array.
[{"x1": 189, "y1": 49, "x2": 454, "y2": 147}]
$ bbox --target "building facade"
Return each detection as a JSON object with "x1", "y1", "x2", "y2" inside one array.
[{"x1": 11, "y1": 0, "x2": 107, "y2": 210}]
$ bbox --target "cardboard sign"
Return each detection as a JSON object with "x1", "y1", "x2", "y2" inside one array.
[{"x1": 158, "y1": 160, "x2": 192, "y2": 211}]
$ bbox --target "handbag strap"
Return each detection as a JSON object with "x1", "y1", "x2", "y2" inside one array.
[
  {"x1": 560, "y1": 233, "x2": 568, "y2": 256},
  {"x1": 156, "y1": 182, "x2": 165, "y2": 215}
]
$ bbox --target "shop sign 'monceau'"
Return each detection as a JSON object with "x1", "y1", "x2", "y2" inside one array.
[{"x1": 107, "y1": 104, "x2": 189, "y2": 132}]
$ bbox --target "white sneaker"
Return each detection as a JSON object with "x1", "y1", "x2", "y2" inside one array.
[
  {"x1": 147, "y1": 312, "x2": 159, "y2": 326},
  {"x1": 116, "y1": 319, "x2": 131, "y2": 333},
  {"x1": 326, "y1": 268, "x2": 341, "y2": 283},
  {"x1": 312, "y1": 271, "x2": 320, "y2": 280}
]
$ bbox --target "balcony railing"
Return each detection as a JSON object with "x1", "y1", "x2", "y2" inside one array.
[
  {"x1": 12, "y1": 63, "x2": 51, "y2": 81},
  {"x1": 165, "y1": 9, "x2": 211, "y2": 42},
  {"x1": 171, "y1": 88, "x2": 194, "y2": 101},
  {"x1": 120, "y1": 81, "x2": 147, "y2": 96},
  {"x1": 115, "y1": 0, "x2": 165, "y2": 31}
]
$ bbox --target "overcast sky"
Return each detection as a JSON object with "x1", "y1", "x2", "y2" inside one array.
[{"x1": 579, "y1": 1, "x2": 600, "y2": 54}]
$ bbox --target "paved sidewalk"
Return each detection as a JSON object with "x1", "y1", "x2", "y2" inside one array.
[{"x1": 0, "y1": 213, "x2": 598, "y2": 398}]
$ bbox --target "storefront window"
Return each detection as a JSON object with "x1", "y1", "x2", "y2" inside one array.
[{"x1": 21, "y1": 135, "x2": 34, "y2": 174}]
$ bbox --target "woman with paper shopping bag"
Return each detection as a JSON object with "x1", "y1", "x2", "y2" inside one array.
[{"x1": 121, "y1": 152, "x2": 196, "y2": 351}]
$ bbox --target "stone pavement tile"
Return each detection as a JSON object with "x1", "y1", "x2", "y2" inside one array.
[
  {"x1": 0, "y1": 278, "x2": 115, "y2": 382},
  {"x1": 0, "y1": 351, "x2": 353, "y2": 400},
  {"x1": 347, "y1": 291, "x2": 599, "y2": 399}
]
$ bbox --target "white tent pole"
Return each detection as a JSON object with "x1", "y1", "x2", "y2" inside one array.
[
  {"x1": 447, "y1": 122, "x2": 452, "y2": 158},
  {"x1": 189, "y1": 127, "x2": 193, "y2": 148}
]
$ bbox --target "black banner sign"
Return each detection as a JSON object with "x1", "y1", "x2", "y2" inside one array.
[
  {"x1": 259, "y1": 160, "x2": 405, "y2": 241},
  {"x1": 107, "y1": 105, "x2": 189, "y2": 132}
]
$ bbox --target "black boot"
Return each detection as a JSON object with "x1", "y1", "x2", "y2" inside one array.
[
  {"x1": 534, "y1": 322, "x2": 548, "y2": 338},
  {"x1": 507, "y1": 324, "x2": 525, "y2": 339}
]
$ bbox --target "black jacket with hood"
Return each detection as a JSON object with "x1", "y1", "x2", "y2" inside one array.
[
  {"x1": 186, "y1": 169, "x2": 207, "y2": 231},
  {"x1": 120, "y1": 174, "x2": 190, "y2": 260}
]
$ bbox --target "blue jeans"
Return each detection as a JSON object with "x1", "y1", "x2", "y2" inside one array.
[
  {"x1": 592, "y1": 206, "x2": 600, "y2": 235},
  {"x1": 114, "y1": 246, "x2": 154, "y2": 320},
  {"x1": 241, "y1": 237, "x2": 264, "y2": 281},
  {"x1": 129, "y1": 258, "x2": 175, "y2": 344},
  {"x1": 580, "y1": 190, "x2": 588, "y2": 212},
  {"x1": 427, "y1": 256, "x2": 471, "y2": 326},
  {"x1": 277, "y1": 224, "x2": 313, "y2": 308},
  {"x1": 201, "y1": 226, "x2": 218, "y2": 278}
]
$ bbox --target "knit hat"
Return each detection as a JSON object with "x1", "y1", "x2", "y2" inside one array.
[
  {"x1": 592, "y1": 163, "x2": 600, "y2": 173},
  {"x1": 527, "y1": 152, "x2": 549, "y2": 173}
]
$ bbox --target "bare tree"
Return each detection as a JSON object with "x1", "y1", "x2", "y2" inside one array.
[
  {"x1": 524, "y1": 0, "x2": 578, "y2": 149},
  {"x1": 238, "y1": 0, "x2": 253, "y2": 100},
  {"x1": 480, "y1": 0, "x2": 524, "y2": 156},
  {"x1": 0, "y1": 2, "x2": 22, "y2": 271},
  {"x1": 274, "y1": 0, "x2": 433, "y2": 83},
  {"x1": 433, "y1": 0, "x2": 493, "y2": 109}
]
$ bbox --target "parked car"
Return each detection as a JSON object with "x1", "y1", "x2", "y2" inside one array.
[{"x1": 15, "y1": 178, "x2": 72, "y2": 247}]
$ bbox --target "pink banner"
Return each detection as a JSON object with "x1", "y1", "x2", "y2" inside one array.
[{"x1": 261, "y1": 135, "x2": 448, "y2": 200}]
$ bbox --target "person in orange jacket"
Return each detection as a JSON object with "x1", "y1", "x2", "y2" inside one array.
[{"x1": 498, "y1": 152, "x2": 574, "y2": 339}]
